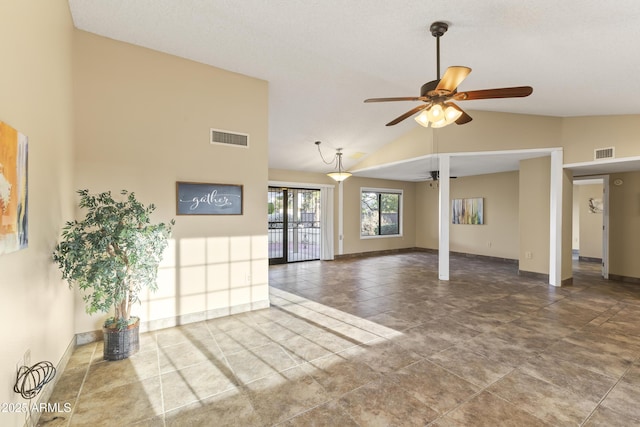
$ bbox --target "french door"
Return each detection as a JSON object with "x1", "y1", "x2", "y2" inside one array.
[{"x1": 268, "y1": 187, "x2": 321, "y2": 264}]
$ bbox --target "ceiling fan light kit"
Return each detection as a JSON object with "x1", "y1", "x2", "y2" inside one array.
[
  {"x1": 365, "y1": 21, "x2": 533, "y2": 128},
  {"x1": 415, "y1": 102, "x2": 463, "y2": 128}
]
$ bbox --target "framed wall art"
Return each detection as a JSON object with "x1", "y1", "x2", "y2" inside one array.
[
  {"x1": 588, "y1": 197, "x2": 603, "y2": 214},
  {"x1": 0, "y1": 120, "x2": 28, "y2": 254},
  {"x1": 452, "y1": 197, "x2": 484, "y2": 225},
  {"x1": 176, "y1": 181, "x2": 243, "y2": 215}
]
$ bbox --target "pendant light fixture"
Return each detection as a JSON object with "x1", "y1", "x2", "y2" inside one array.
[{"x1": 315, "y1": 141, "x2": 352, "y2": 182}]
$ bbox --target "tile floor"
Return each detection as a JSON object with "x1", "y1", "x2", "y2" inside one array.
[{"x1": 38, "y1": 252, "x2": 640, "y2": 426}]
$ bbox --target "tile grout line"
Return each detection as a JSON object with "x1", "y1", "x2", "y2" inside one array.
[
  {"x1": 579, "y1": 359, "x2": 638, "y2": 426},
  {"x1": 64, "y1": 343, "x2": 98, "y2": 427},
  {"x1": 153, "y1": 332, "x2": 167, "y2": 427}
]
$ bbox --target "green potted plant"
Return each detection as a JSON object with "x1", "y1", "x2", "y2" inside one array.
[{"x1": 53, "y1": 189, "x2": 173, "y2": 360}]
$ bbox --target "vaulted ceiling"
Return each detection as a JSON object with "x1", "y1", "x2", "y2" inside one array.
[{"x1": 68, "y1": 1, "x2": 640, "y2": 178}]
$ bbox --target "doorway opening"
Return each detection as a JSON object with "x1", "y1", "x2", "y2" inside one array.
[
  {"x1": 572, "y1": 177, "x2": 607, "y2": 278},
  {"x1": 268, "y1": 187, "x2": 321, "y2": 264}
]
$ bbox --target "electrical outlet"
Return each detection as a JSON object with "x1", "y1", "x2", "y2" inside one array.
[
  {"x1": 487, "y1": 241, "x2": 492, "y2": 248},
  {"x1": 525, "y1": 251, "x2": 533, "y2": 259}
]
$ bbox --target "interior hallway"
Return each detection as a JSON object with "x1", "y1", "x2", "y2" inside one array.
[{"x1": 39, "y1": 252, "x2": 640, "y2": 426}]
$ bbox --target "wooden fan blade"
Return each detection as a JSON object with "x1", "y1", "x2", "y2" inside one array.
[
  {"x1": 435, "y1": 66, "x2": 472, "y2": 92},
  {"x1": 386, "y1": 104, "x2": 430, "y2": 126},
  {"x1": 365, "y1": 97, "x2": 425, "y2": 103},
  {"x1": 448, "y1": 102, "x2": 473, "y2": 125},
  {"x1": 454, "y1": 86, "x2": 533, "y2": 101}
]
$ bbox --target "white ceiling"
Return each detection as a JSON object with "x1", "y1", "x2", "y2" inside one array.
[{"x1": 68, "y1": 0, "x2": 640, "y2": 179}]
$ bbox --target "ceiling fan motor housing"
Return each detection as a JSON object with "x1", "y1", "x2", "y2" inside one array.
[{"x1": 420, "y1": 80, "x2": 439, "y2": 97}]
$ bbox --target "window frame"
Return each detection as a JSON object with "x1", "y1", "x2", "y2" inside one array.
[{"x1": 359, "y1": 187, "x2": 403, "y2": 239}]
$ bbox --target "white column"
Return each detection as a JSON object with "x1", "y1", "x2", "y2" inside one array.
[
  {"x1": 549, "y1": 150, "x2": 563, "y2": 286},
  {"x1": 602, "y1": 176, "x2": 609, "y2": 279},
  {"x1": 439, "y1": 155, "x2": 450, "y2": 281},
  {"x1": 338, "y1": 181, "x2": 344, "y2": 255}
]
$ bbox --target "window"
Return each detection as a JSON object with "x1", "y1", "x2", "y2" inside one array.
[{"x1": 360, "y1": 188, "x2": 402, "y2": 237}]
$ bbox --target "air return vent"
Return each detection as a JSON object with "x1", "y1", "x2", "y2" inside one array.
[
  {"x1": 210, "y1": 128, "x2": 249, "y2": 148},
  {"x1": 594, "y1": 147, "x2": 614, "y2": 160}
]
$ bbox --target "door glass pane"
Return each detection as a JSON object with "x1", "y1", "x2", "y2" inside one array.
[
  {"x1": 269, "y1": 187, "x2": 321, "y2": 263},
  {"x1": 268, "y1": 188, "x2": 284, "y2": 261},
  {"x1": 288, "y1": 189, "x2": 320, "y2": 262}
]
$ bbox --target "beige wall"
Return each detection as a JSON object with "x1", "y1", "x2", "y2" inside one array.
[
  {"x1": 416, "y1": 171, "x2": 520, "y2": 258},
  {"x1": 269, "y1": 169, "x2": 338, "y2": 187},
  {"x1": 519, "y1": 157, "x2": 551, "y2": 274},
  {"x1": 562, "y1": 115, "x2": 640, "y2": 164},
  {"x1": 435, "y1": 111, "x2": 562, "y2": 155},
  {"x1": 73, "y1": 31, "x2": 269, "y2": 333},
  {"x1": 342, "y1": 177, "x2": 416, "y2": 255},
  {"x1": 609, "y1": 171, "x2": 640, "y2": 279},
  {"x1": 354, "y1": 126, "x2": 433, "y2": 172},
  {"x1": 450, "y1": 172, "x2": 519, "y2": 259},
  {"x1": 356, "y1": 113, "x2": 640, "y2": 172},
  {"x1": 578, "y1": 184, "x2": 604, "y2": 259},
  {"x1": 0, "y1": 1, "x2": 75, "y2": 425},
  {"x1": 415, "y1": 181, "x2": 439, "y2": 249},
  {"x1": 354, "y1": 111, "x2": 562, "y2": 172}
]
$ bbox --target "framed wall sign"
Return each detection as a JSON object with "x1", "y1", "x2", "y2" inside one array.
[{"x1": 176, "y1": 181, "x2": 243, "y2": 215}]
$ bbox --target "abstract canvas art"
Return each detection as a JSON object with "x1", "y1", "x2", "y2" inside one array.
[
  {"x1": 588, "y1": 197, "x2": 603, "y2": 214},
  {"x1": 452, "y1": 197, "x2": 484, "y2": 225},
  {"x1": 0, "y1": 121, "x2": 28, "y2": 254}
]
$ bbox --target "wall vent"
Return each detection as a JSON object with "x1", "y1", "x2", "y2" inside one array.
[
  {"x1": 594, "y1": 147, "x2": 614, "y2": 160},
  {"x1": 210, "y1": 128, "x2": 249, "y2": 148}
]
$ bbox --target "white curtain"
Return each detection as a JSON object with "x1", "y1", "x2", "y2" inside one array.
[{"x1": 320, "y1": 186, "x2": 334, "y2": 260}]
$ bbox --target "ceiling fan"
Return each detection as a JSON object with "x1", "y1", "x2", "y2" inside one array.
[{"x1": 364, "y1": 21, "x2": 533, "y2": 128}]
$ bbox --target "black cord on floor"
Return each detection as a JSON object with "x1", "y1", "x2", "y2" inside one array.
[{"x1": 13, "y1": 361, "x2": 56, "y2": 399}]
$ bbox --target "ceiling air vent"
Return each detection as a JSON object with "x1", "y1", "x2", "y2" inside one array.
[
  {"x1": 594, "y1": 147, "x2": 614, "y2": 160},
  {"x1": 210, "y1": 128, "x2": 249, "y2": 148}
]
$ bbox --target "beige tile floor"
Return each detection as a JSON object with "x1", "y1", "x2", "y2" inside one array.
[{"x1": 39, "y1": 252, "x2": 640, "y2": 426}]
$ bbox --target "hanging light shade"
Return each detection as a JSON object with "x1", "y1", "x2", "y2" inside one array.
[
  {"x1": 327, "y1": 171, "x2": 352, "y2": 182},
  {"x1": 427, "y1": 103, "x2": 444, "y2": 122},
  {"x1": 444, "y1": 104, "x2": 463, "y2": 123},
  {"x1": 414, "y1": 109, "x2": 430, "y2": 127},
  {"x1": 430, "y1": 117, "x2": 448, "y2": 128}
]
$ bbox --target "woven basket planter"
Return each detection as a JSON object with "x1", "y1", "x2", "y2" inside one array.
[{"x1": 103, "y1": 317, "x2": 140, "y2": 361}]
